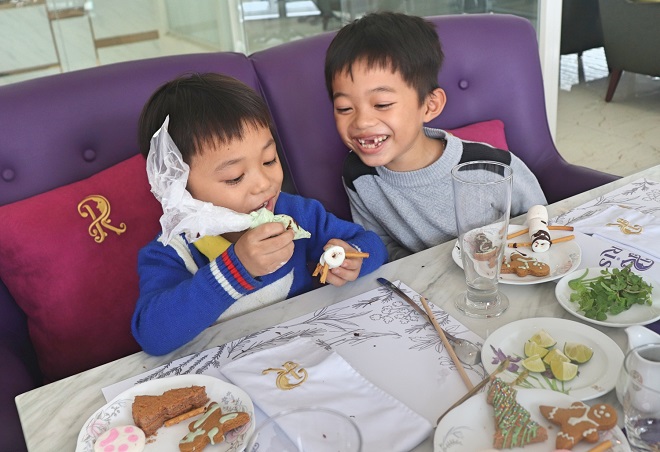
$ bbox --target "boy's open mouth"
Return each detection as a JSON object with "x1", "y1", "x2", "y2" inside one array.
[{"x1": 356, "y1": 135, "x2": 388, "y2": 149}]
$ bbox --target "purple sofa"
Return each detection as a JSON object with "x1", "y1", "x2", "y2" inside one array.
[{"x1": 0, "y1": 14, "x2": 617, "y2": 450}]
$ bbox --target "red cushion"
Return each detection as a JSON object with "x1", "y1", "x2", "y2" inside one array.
[
  {"x1": 0, "y1": 155, "x2": 162, "y2": 382},
  {"x1": 446, "y1": 119, "x2": 509, "y2": 150}
]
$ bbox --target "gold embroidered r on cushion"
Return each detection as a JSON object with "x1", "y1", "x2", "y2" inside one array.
[{"x1": 77, "y1": 195, "x2": 127, "y2": 243}]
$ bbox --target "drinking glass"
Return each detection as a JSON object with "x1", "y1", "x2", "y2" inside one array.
[
  {"x1": 618, "y1": 344, "x2": 660, "y2": 451},
  {"x1": 451, "y1": 160, "x2": 512, "y2": 318},
  {"x1": 245, "y1": 407, "x2": 363, "y2": 452}
]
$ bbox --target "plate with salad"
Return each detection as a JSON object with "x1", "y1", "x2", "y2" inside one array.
[{"x1": 555, "y1": 266, "x2": 660, "y2": 327}]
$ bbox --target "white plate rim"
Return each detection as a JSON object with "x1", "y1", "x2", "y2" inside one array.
[
  {"x1": 451, "y1": 225, "x2": 582, "y2": 285},
  {"x1": 481, "y1": 317, "x2": 624, "y2": 400},
  {"x1": 555, "y1": 267, "x2": 660, "y2": 327},
  {"x1": 75, "y1": 374, "x2": 255, "y2": 452},
  {"x1": 433, "y1": 387, "x2": 630, "y2": 452}
]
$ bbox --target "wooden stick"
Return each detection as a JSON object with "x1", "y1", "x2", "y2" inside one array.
[
  {"x1": 507, "y1": 234, "x2": 575, "y2": 248},
  {"x1": 549, "y1": 225, "x2": 574, "y2": 231},
  {"x1": 319, "y1": 263, "x2": 329, "y2": 284},
  {"x1": 344, "y1": 251, "x2": 370, "y2": 259},
  {"x1": 506, "y1": 228, "x2": 529, "y2": 239},
  {"x1": 312, "y1": 263, "x2": 322, "y2": 277},
  {"x1": 587, "y1": 440, "x2": 613, "y2": 452},
  {"x1": 436, "y1": 359, "x2": 509, "y2": 425},
  {"x1": 550, "y1": 234, "x2": 575, "y2": 244},
  {"x1": 419, "y1": 296, "x2": 473, "y2": 390},
  {"x1": 164, "y1": 406, "x2": 207, "y2": 427},
  {"x1": 506, "y1": 225, "x2": 574, "y2": 240}
]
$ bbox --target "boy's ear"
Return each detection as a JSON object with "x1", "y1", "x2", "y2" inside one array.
[{"x1": 423, "y1": 88, "x2": 446, "y2": 122}]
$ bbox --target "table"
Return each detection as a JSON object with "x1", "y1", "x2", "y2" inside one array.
[{"x1": 16, "y1": 164, "x2": 660, "y2": 451}]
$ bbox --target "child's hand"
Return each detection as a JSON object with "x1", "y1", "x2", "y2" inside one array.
[
  {"x1": 234, "y1": 222, "x2": 295, "y2": 276},
  {"x1": 321, "y1": 239, "x2": 364, "y2": 287}
]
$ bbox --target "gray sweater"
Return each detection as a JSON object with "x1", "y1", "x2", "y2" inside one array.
[{"x1": 342, "y1": 127, "x2": 547, "y2": 261}]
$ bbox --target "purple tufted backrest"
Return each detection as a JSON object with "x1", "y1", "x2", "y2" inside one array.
[
  {"x1": 252, "y1": 14, "x2": 618, "y2": 220},
  {"x1": 0, "y1": 52, "x2": 261, "y2": 206}
]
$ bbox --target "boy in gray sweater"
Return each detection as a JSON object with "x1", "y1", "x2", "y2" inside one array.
[{"x1": 324, "y1": 12, "x2": 547, "y2": 261}]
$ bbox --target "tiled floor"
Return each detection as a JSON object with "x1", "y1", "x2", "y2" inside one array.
[{"x1": 556, "y1": 48, "x2": 660, "y2": 178}]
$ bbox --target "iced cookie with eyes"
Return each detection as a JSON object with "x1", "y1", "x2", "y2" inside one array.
[
  {"x1": 539, "y1": 402, "x2": 617, "y2": 450},
  {"x1": 471, "y1": 232, "x2": 500, "y2": 268},
  {"x1": 500, "y1": 252, "x2": 550, "y2": 277},
  {"x1": 179, "y1": 402, "x2": 251, "y2": 452},
  {"x1": 312, "y1": 245, "x2": 370, "y2": 284},
  {"x1": 249, "y1": 208, "x2": 311, "y2": 240}
]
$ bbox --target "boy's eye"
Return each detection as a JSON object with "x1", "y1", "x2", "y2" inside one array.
[
  {"x1": 225, "y1": 174, "x2": 244, "y2": 185},
  {"x1": 375, "y1": 102, "x2": 393, "y2": 110},
  {"x1": 264, "y1": 156, "x2": 278, "y2": 166},
  {"x1": 335, "y1": 106, "x2": 352, "y2": 114}
]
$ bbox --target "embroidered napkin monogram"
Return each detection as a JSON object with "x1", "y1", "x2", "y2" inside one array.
[
  {"x1": 77, "y1": 195, "x2": 127, "y2": 243},
  {"x1": 262, "y1": 361, "x2": 308, "y2": 390},
  {"x1": 606, "y1": 218, "x2": 643, "y2": 235},
  {"x1": 572, "y1": 205, "x2": 660, "y2": 261}
]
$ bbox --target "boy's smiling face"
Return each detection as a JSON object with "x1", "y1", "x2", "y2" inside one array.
[
  {"x1": 186, "y1": 125, "x2": 283, "y2": 215},
  {"x1": 331, "y1": 59, "x2": 446, "y2": 172}
]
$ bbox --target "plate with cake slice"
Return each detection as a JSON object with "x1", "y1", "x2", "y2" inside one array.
[
  {"x1": 452, "y1": 224, "x2": 581, "y2": 285},
  {"x1": 76, "y1": 374, "x2": 254, "y2": 452},
  {"x1": 434, "y1": 386, "x2": 630, "y2": 452}
]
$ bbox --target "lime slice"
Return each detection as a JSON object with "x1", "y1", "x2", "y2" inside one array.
[
  {"x1": 524, "y1": 340, "x2": 549, "y2": 358},
  {"x1": 521, "y1": 354, "x2": 546, "y2": 373},
  {"x1": 551, "y1": 360, "x2": 579, "y2": 381},
  {"x1": 543, "y1": 348, "x2": 570, "y2": 366},
  {"x1": 530, "y1": 330, "x2": 556, "y2": 348},
  {"x1": 563, "y1": 342, "x2": 594, "y2": 364}
]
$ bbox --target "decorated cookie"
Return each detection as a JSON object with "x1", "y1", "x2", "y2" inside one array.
[
  {"x1": 539, "y1": 402, "x2": 617, "y2": 449},
  {"x1": 472, "y1": 232, "x2": 499, "y2": 266},
  {"x1": 94, "y1": 425, "x2": 145, "y2": 452},
  {"x1": 249, "y1": 209, "x2": 310, "y2": 240},
  {"x1": 179, "y1": 402, "x2": 251, "y2": 452},
  {"x1": 487, "y1": 378, "x2": 548, "y2": 448},
  {"x1": 500, "y1": 252, "x2": 550, "y2": 277}
]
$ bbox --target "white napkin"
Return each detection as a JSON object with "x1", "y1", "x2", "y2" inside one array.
[
  {"x1": 220, "y1": 337, "x2": 432, "y2": 452},
  {"x1": 571, "y1": 206, "x2": 660, "y2": 260}
]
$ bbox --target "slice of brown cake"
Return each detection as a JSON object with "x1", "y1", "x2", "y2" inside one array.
[
  {"x1": 132, "y1": 385, "x2": 209, "y2": 436},
  {"x1": 487, "y1": 378, "x2": 548, "y2": 449}
]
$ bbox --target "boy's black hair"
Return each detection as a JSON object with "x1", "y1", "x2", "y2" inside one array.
[
  {"x1": 324, "y1": 12, "x2": 444, "y2": 104},
  {"x1": 138, "y1": 73, "x2": 275, "y2": 162}
]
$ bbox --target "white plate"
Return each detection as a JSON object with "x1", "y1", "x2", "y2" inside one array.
[
  {"x1": 434, "y1": 388, "x2": 630, "y2": 452},
  {"x1": 555, "y1": 267, "x2": 660, "y2": 327},
  {"x1": 452, "y1": 225, "x2": 581, "y2": 285},
  {"x1": 482, "y1": 317, "x2": 624, "y2": 400},
  {"x1": 76, "y1": 375, "x2": 254, "y2": 452}
]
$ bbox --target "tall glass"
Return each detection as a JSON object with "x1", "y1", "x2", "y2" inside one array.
[
  {"x1": 451, "y1": 161, "x2": 512, "y2": 318},
  {"x1": 245, "y1": 407, "x2": 363, "y2": 452},
  {"x1": 617, "y1": 344, "x2": 660, "y2": 451}
]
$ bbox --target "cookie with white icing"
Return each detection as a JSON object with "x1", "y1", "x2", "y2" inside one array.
[{"x1": 539, "y1": 401, "x2": 617, "y2": 449}]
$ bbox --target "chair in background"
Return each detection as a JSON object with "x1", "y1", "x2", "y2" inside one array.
[
  {"x1": 560, "y1": 0, "x2": 603, "y2": 57},
  {"x1": 598, "y1": 0, "x2": 660, "y2": 101}
]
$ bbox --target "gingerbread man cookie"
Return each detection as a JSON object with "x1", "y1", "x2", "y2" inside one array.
[
  {"x1": 179, "y1": 402, "x2": 251, "y2": 452},
  {"x1": 539, "y1": 401, "x2": 617, "y2": 449},
  {"x1": 501, "y1": 252, "x2": 550, "y2": 277},
  {"x1": 472, "y1": 232, "x2": 499, "y2": 267}
]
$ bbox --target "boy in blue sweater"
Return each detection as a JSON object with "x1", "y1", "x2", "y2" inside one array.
[{"x1": 133, "y1": 73, "x2": 386, "y2": 355}]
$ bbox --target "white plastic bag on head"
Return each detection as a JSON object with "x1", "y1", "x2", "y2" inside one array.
[{"x1": 146, "y1": 116, "x2": 253, "y2": 245}]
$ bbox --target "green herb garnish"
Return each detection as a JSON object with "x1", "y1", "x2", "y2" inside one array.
[{"x1": 567, "y1": 265, "x2": 653, "y2": 321}]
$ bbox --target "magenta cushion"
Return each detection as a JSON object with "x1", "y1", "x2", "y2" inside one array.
[
  {"x1": 446, "y1": 119, "x2": 509, "y2": 150},
  {"x1": 0, "y1": 155, "x2": 162, "y2": 382}
]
